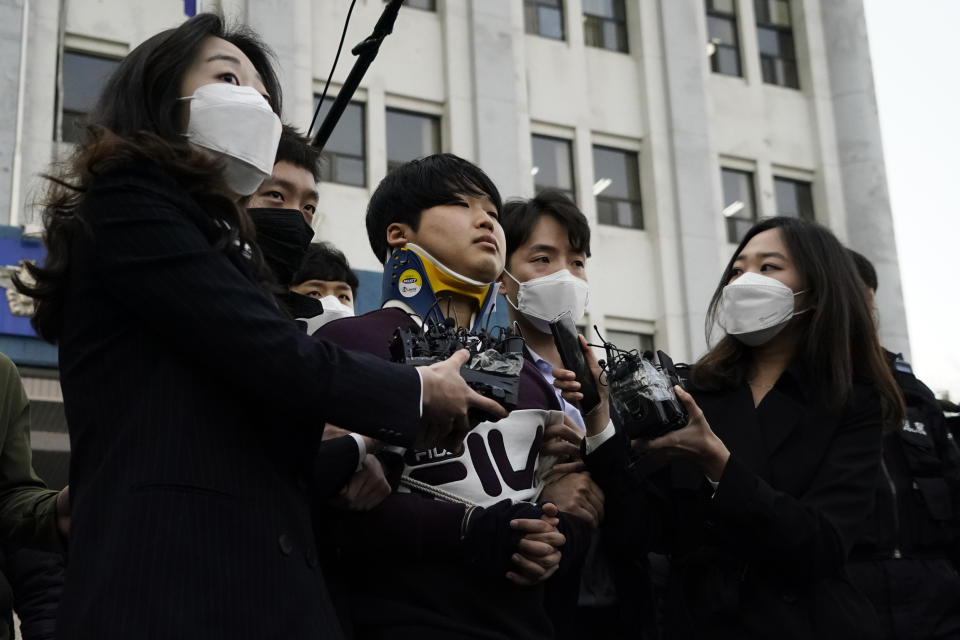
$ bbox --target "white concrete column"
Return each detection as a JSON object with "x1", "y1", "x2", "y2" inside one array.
[
  {"x1": 442, "y1": 0, "x2": 476, "y2": 160},
  {"x1": 468, "y1": 0, "x2": 526, "y2": 199},
  {"x1": 819, "y1": 0, "x2": 909, "y2": 357},
  {"x1": 366, "y1": 84, "x2": 387, "y2": 192},
  {"x1": 18, "y1": 0, "x2": 60, "y2": 227},
  {"x1": 654, "y1": 0, "x2": 723, "y2": 360},
  {"x1": 245, "y1": 0, "x2": 313, "y2": 129},
  {"x1": 0, "y1": 0, "x2": 26, "y2": 226},
  {"x1": 737, "y1": 0, "x2": 761, "y2": 86}
]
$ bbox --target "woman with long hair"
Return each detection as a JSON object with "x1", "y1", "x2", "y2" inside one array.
[
  {"x1": 16, "y1": 13, "x2": 500, "y2": 638},
  {"x1": 568, "y1": 216, "x2": 902, "y2": 638}
]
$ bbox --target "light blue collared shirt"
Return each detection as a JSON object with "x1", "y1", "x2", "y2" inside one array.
[{"x1": 526, "y1": 345, "x2": 587, "y2": 432}]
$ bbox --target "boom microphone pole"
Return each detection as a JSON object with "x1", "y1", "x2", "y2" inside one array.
[{"x1": 311, "y1": 0, "x2": 405, "y2": 150}]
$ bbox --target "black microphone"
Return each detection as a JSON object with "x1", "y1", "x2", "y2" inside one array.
[
  {"x1": 355, "y1": 0, "x2": 405, "y2": 55},
  {"x1": 312, "y1": 0, "x2": 406, "y2": 151}
]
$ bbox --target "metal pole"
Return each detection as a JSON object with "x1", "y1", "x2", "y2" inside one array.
[{"x1": 311, "y1": 0, "x2": 405, "y2": 150}]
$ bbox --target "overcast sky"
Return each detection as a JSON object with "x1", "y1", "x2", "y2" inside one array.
[{"x1": 863, "y1": 0, "x2": 960, "y2": 399}]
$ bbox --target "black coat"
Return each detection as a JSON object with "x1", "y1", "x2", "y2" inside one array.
[
  {"x1": 54, "y1": 163, "x2": 422, "y2": 639},
  {"x1": 852, "y1": 351, "x2": 960, "y2": 562},
  {"x1": 0, "y1": 548, "x2": 64, "y2": 640},
  {"x1": 847, "y1": 351, "x2": 960, "y2": 639},
  {"x1": 589, "y1": 363, "x2": 884, "y2": 639}
]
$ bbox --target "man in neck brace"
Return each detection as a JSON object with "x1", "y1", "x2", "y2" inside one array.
[{"x1": 315, "y1": 154, "x2": 591, "y2": 640}]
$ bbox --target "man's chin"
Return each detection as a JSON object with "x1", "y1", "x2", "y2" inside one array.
[
  {"x1": 445, "y1": 254, "x2": 493, "y2": 282},
  {"x1": 470, "y1": 264, "x2": 503, "y2": 285}
]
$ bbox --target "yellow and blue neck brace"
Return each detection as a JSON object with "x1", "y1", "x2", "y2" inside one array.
[{"x1": 382, "y1": 244, "x2": 499, "y2": 332}]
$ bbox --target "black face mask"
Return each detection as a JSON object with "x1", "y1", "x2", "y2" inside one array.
[{"x1": 248, "y1": 208, "x2": 315, "y2": 285}]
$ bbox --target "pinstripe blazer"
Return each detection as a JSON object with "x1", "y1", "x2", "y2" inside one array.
[{"x1": 53, "y1": 162, "x2": 421, "y2": 639}]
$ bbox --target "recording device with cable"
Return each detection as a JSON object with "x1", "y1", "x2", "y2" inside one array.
[
  {"x1": 390, "y1": 317, "x2": 525, "y2": 412},
  {"x1": 595, "y1": 330, "x2": 688, "y2": 440},
  {"x1": 549, "y1": 310, "x2": 602, "y2": 415}
]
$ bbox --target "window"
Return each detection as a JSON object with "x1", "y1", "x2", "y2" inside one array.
[
  {"x1": 582, "y1": 0, "x2": 629, "y2": 53},
  {"x1": 386, "y1": 109, "x2": 440, "y2": 174},
  {"x1": 774, "y1": 176, "x2": 813, "y2": 219},
  {"x1": 60, "y1": 51, "x2": 120, "y2": 143},
  {"x1": 706, "y1": 0, "x2": 741, "y2": 77},
  {"x1": 531, "y1": 135, "x2": 576, "y2": 201},
  {"x1": 524, "y1": 0, "x2": 565, "y2": 40},
  {"x1": 754, "y1": 0, "x2": 798, "y2": 88},
  {"x1": 593, "y1": 146, "x2": 642, "y2": 228},
  {"x1": 605, "y1": 329, "x2": 655, "y2": 355},
  {"x1": 313, "y1": 96, "x2": 366, "y2": 187},
  {"x1": 721, "y1": 168, "x2": 756, "y2": 243}
]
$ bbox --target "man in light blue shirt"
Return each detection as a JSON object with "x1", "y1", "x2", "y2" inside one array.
[{"x1": 498, "y1": 189, "x2": 603, "y2": 523}]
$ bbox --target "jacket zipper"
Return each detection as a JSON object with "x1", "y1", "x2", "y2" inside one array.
[{"x1": 880, "y1": 458, "x2": 902, "y2": 559}]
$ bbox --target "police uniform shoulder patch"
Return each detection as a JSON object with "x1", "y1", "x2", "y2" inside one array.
[{"x1": 894, "y1": 358, "x2": 914, "y2": 375}]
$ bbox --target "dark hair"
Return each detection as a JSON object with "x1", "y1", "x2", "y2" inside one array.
[
  {"x1": 501, "y1": 189, "x2": 591, "y2": 269},
  {"x1": 693, "y1": 216, "x2": 903, "y2": 428},
  {"x1": 90, "y1": 14, "x2": 281, "y2": 141},
  {"x1": 847, "y1": 248, "x2": 878, "y2": 293},
  {"x1": 292, "y1": 242, "x2": 359, "y2": 296},
  {"x1": 15, "y1": 13, "x2": 282, "y2": 342},
  {"x1": 275, "y1": 124, "x2": 321, "y2": 183},
  {"x1": 365, "y1": 153, "x2": 503, "y2": 263}
]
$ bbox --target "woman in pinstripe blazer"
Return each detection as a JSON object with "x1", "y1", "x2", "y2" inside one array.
[{"x1": 14, "y1": 13, "x2": 502, "y2": 640}]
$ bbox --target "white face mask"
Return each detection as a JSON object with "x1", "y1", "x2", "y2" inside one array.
[
  {"x1": 317, "y1": 295, "x2": 354, "y2": 326},
  {"x1": 718, "y1": 271, "x2": 808, "y2": 347},
  {"x1": 504, "y1": 269, "x2": 589, "y2": 334},
  {"x1": 181, "y1": 83, "x2": 282, "y2": 196}
]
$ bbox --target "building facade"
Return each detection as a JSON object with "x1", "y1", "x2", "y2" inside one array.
[{"x1": 0, "y1": 0, "x2": 907, "y2": 484}]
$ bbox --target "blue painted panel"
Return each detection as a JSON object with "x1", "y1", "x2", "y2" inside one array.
[
  {"x1": 0, "y1": 335, "x2": 58, "y2": 368},
  {"x1": 0, "y1": 226, "x2": 45, "y2": 339},
  {"x1": 354, "y1": 270, "x2": 384, "y2": 315}
]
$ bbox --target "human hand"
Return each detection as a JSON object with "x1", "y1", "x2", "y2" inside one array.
[
  {"x1": 547, "y1": 460, "x2": 586, "y2": 477},
  {"x1": 506, "y1": 503, "x2": 565, "y2": 585},
  {"x1": 55, "y1": 486, "x2": 70, "y2": 537},
  {"x1": 333, "y1": 454, "x2": 391, "y2": 511},
  {"x1": 646, "y1": 386, "x2": 730, "y2": 481},
  {"x1": 541, "y1": 413, "x2": 584, "y2": 460},
  {"x1": 322, "y1": 424, "x2": 351, "y2": 440},
  {"x1": 552, "y1": 335, "x2": 610, "y2": 436},
  {"x1": 417, "y1": 349, "x2": 508, "y2": 451},
  {"x1": 322, "y1": 424, "x2": 379, "y2": 456},
  {"x1": 539, "y1": 470, "x2": 605, "y2": 527}
]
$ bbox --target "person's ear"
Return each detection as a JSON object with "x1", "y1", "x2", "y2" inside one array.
[
  {"x1": 495, "y1": 271, "x2": 506, "y2": 297},
  {"x1": 386, "y1": 223, "x2": 411, "y2": 250}
]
